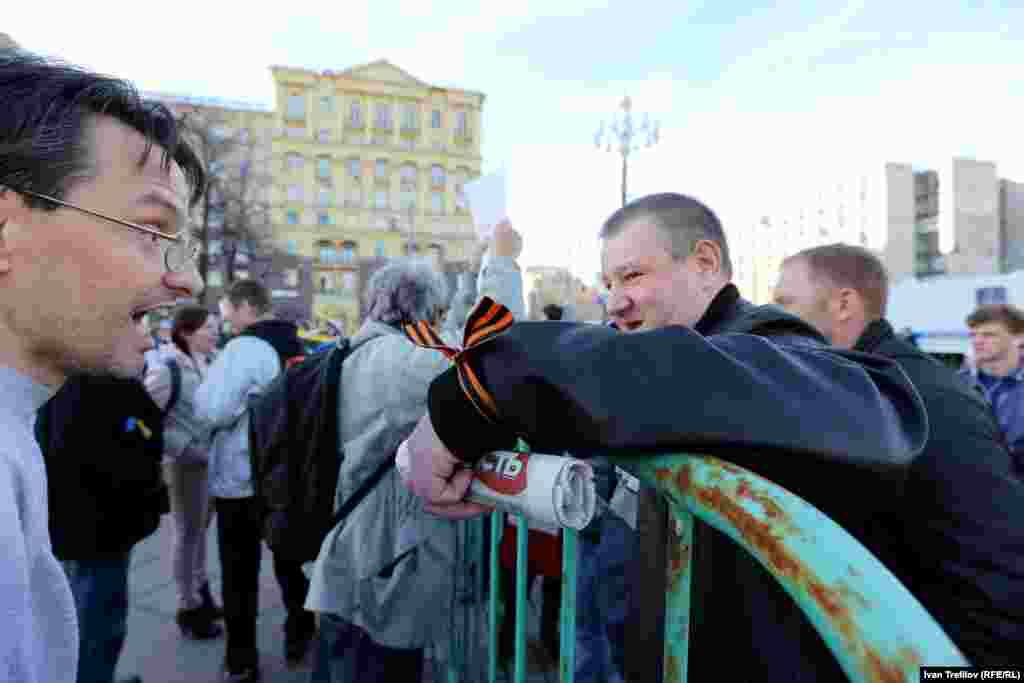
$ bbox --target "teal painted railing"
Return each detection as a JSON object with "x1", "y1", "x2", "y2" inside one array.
[{"x1": 444, "y1": 452, "x2": 970, "y2": 683}]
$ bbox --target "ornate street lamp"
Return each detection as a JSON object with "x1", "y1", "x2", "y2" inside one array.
[{"x1": 595, "y1": 95, "x2": 660, "y2": 207}]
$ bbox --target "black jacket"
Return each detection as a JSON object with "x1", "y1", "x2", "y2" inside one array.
[
  {"x1": 856, "y1": 318, "x2": 1024, "y2": 667},
  {"x1": 427, "y1": 284, "x2": 929, "y2": 681},
  {"x1": 36, "y1": 374, "x2": 168, "y2": 560}
]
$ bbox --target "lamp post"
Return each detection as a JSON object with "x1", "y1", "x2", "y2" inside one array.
[{"x1": 595, "y1": 95, "x2": 660, "y2": 207}]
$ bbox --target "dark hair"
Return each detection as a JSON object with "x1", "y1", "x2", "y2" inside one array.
[
  {"x1": 171, "y1": 305, "x2": 211, "y2": 357},
  {"x1": 0, "y1": 49, "x2": 205, "y2": 209},
  {"x1": 788, "y1": 243, "x2": 890, "y2": 319},
  {"x1": 226, "y1": 279, "x2": 272, "y2": 316},
  {"x1": 542, "y1": 303, "x2": 564, "y2": 321},
  {"x1": 599, "y1": 193, "x2": 733, "y2": 278},
  {"x1": 966, "y1": 304, "x2": 1024, "y2": 334}
]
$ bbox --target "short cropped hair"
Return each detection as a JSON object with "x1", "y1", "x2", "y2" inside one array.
[
  {"x1": 599, "y1": 193, "x2": 733, "y2": 278},
  {"x1": 226, "y1": 279, "x2": 272, "y2": 316},
  {"x1": 966, "y1": 304, "x2": 1024, "y2": 334},
  {"x1": 542, "y1": 304, "x2": 564, "y2": 321},
  {"x1": 788, "y1": 243, "x2": 889, "y2": 319},
  {"x1": 0, "y1": 49, "x2": 205, "y2": 209},
  {"x1": 364, "y1": 258, "x2": 449, "y2": 326}
]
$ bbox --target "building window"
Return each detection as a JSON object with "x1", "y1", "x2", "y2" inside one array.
[
  {"x1": 208, "y1": 239, "x2": 223, "y2": 257},
  {"x1": 317, "y1": 156, "x2": 331, "y2": 179},
  {"x1": 284, "y1": 269, "x2": 299, "y2": 287},
  {"x1": 375, "y1": 241, "x2": 386, "y2": 258},
  {"x1": 456, "y1": 111, "x2": 468, "y2": 134},
  {"x1": 320, "y1": 96, "x2": 334, "y2": 113},
  {"x1": 431, "y1": 109, "x2": 442, "y2": 129},
  {"x1": 374, "y1": 103, "x2": 392, "y2": 129},
  {"x1": 341, "y1": 242, "x2": 356, "y2": 264},
  {"x1": 286, "y1": 239, "x2": 298, "y2": 255},
  {"x1": 431, "y1": 164, "x2": 446, "y2": 187},
  {"x1": 318, "y1": 244, "x2": 337, "y2": 264},
  {"x1": 287, "y1": 185, "x2": 303, "y2": 202},
  {"x1": 286, "y1": 152, "x2": 304, "y2": 171},
  {"x1": 240, "y1": 160, "x2": 251, "y2": 179},
  {"x1": 431, "y1": 191, "x2": 444, "y2": 214},
  {"x1": 348, "y1": 158, "x2": 361, "y2": 179},
  {"x1": 207, "y1": 207, "x2": 224, "y2": 228},
  {"x1": 373, "y1": 190, "x2": 389, "y2": 210},
  {"x1": 210, "y1": 126, "x2": 228, "y2": 143},
  {"x1": 287, "y1": 210, "x2": 299, "y2": 225},
  {"x1": 375, "y1": 158, "x2": 388, "y2": 181},
  {"x1": 401, "y1": 104, "x2": 418, "y2": 131},
  {"x1": 318, "y1": 212, "x2": 332, "y2": 226},
  {"x1": 349, "y1": 101, "x2": 363, "y2": 127},
  {"x1": 287, "y1": 94, "x2": 305, "y2": 120},
  {"x1": 237, "y1": 128, "x2": 250, "y2": 143},
  {"x1": 286, "y1": 125, "x2": 305, "y2": 138},
  {"x1": 317, "y1": 128, "x2": 331, "y2": 143},
  {"x1": 207, "y1": 270, "x2": 224, "y2": 288},
  {"x1": 400, "y1": 164, "x2": 417, "y2": 188},
  {"x1": 342, "y1": 271, "x2": 356, "y2": 291},
  {"x1": 317, "y1": 188, "x2": 333, "y2": 207},
  {"x1": 208, "y1": 160, "x2": 225, "y2": 177}
]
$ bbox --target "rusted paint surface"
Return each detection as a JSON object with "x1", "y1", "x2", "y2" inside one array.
[
  {"x1": 666, "y1": 460, "x2": 918, "y2": 682},
  {"x1": 664, "y1": 650, "x2": 681, "y2": 683}
]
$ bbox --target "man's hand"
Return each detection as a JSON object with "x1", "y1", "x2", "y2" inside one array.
[
  {"x1": 492, "y1": 220, "x2": 523, "y2": 260},
  {"x1": 404, "y1": 414, "x2": 490, "y2": 520}
]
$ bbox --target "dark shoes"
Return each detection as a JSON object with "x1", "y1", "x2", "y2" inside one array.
[
  {"x1": 223, "y1": 665, "x2": 260, "y2": 682},
  {"x1": 199, "y1": 581, "x2": 224, "y2": 620},
  {"x1": 176, "y1": 606, "x2": 224, "y2": 640},
  {"x1": 284, "y1": 611, "x2": 317, "y2": 666}
]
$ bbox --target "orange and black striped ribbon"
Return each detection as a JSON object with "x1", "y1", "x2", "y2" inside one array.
[{"x1": 402, "y1": 296, "x2": 514, "y2": 423}]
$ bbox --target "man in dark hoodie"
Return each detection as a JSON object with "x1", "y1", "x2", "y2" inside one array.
[
  {"x1": 398, "y1": 193, "x2": 930, "y2": 682},
  {"x1": 196, "y1": 279, "x2": 311, "y2": 681},
  {"x1": 775, "y1": 242, "x2": 1024, "y2": 667}
]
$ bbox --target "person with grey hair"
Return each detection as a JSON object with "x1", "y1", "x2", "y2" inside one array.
[{"x1": 305, "y1": 222, "x2": 525, "y2": 682}]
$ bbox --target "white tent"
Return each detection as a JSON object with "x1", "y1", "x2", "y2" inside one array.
[{"x1": 888, "y1": 271, "x2": 1024, "y2": 355}]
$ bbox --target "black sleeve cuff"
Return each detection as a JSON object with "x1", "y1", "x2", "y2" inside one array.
[{"x1": 427, "y1": 366, "x2": 517, "y2": 463}]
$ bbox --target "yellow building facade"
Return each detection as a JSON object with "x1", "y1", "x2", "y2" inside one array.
[{"x1": 270, "y1": 60, "x2": 485, "y2": 331}]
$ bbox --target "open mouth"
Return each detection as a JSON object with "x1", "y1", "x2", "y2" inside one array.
[
  {"x1": 130, "y1": 303, "x2": 172, "y2": 325},
  {"x1": 623, "y1": 321, "x2": 643, "y2": 332}
]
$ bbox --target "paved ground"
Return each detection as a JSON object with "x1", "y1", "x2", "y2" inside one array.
[{"x1": 117, "y1": 517, "x2": 558, "y2": 683}]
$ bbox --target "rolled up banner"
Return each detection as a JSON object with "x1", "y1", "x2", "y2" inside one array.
[{"x1": 467, "y1": 451, "x2": 596, "y2": 531}]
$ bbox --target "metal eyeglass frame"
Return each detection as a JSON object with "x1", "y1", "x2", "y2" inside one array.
[{"x1": 10, "y1": 187, "x2": 199, "y2": 272}]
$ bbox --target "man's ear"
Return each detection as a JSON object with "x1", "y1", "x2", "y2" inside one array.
[
  {"x1": 834, "y1": 288, "x2": 862, "y2": 322},
  {"x1": 0, "y1": 189, "x2": 18, "y2": 276},
  {"x1": 691, "y1": 239, "x2": 723, "y2": 278}
]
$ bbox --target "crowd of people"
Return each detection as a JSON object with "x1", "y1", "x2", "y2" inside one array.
[{"x1": 3, "y1": 40, "x2": 1024, "y2": 683}]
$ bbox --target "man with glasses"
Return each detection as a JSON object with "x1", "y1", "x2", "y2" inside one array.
[{"x1": 0, "y1": 48, "x2": 204, "y2": 682}]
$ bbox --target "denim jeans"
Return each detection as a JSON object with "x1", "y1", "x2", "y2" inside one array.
[
  {"x1": 311, "y1": 613, "x2": 423, "y2": 683},
  {"x1": 62, "y1": 550, "x2": 133, "y2": 683},
  {"x1": 575, "y1": 509, "x2": 634, "y2": 683}
]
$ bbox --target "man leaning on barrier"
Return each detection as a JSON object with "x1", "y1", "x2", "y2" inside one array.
[
  {"x1": 399, "y1": 192, "x2": 929, "y2": 682},
  {"x1": 775, "y1": 243, "x2": 1024, "y2": 668}
]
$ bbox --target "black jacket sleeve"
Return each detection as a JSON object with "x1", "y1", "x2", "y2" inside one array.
[{"x1": 428, "y1": 321, "x2": 928, "y2": 474}]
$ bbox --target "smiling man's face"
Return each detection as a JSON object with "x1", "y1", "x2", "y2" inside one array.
[
  {"x1": 0, "y1": 114, "x2": 201, "y2": 383},
  {"x1": 601, "y1": 217, "x2": 712, "y2": 333}
]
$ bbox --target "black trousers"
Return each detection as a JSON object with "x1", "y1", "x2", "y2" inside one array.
[{"x1": 215, "y1": 496, "x2": 313, "y2": 669}]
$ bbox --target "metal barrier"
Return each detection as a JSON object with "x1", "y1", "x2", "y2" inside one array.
[{"x1": 444, "y1": 452, "x2": 970, "y2": 683}]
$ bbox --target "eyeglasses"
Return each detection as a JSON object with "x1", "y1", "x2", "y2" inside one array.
[{"x1": 10, "y1": 187, "x2": 199, "y2": 273}]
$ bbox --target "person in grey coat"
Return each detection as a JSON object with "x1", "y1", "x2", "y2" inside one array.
[{"x1": 306, "y1": 223, "x2": 525, "y2": 682}]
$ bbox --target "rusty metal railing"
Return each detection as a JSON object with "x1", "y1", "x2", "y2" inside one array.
[
  {"x1": 608, "y1": 452, "x2": 971, "y2": 682},
  {"x1": 444, "y1": 451, "x2": 969, "y2": 682}
]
